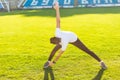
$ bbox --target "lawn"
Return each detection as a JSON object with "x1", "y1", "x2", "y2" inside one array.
[{"x1": 0, "y1": 7, "x2": 120, "y2": 80}]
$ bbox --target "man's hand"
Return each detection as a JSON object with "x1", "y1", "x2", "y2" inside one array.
[
  {"x1": 44, "y1": 61, "x2": 54, "y2": 68},
  {"x1": 48, "y1": 61, "x2": 54, "y2": 67},
  {"x1": 53, "y1": 1, "x2": 59, "y2": 10}
]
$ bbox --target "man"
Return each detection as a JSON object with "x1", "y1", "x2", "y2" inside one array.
[{"x1": 44, "y1": 2, "x2": 107, "y2": 69}]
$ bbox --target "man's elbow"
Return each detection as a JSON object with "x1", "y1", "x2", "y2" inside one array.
[{"x1": 57, "y1": 19, "x2": 60, "y2": 23}]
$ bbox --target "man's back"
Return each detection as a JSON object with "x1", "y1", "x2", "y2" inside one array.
[{"x1": 55, "y1": 28, "x2": 77, "y2": 43}]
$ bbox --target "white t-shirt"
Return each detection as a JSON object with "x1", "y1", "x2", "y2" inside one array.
[{"x1": 55, "y1": 28, "x2": 77, "y2": 51}]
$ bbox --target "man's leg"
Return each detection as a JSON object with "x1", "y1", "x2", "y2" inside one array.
[
  {"x1": 71, "y1": 38, "x2": 107, "y2": 69},
  {"x1": 44, "y1": 44, "x2": 61, "y2": 68},
  {"x1": 71, "y1": 39, "x2": 101, "y2": 62},
  {"x1": 48, "y1": 44, "x2": 61, "y2": 61}
]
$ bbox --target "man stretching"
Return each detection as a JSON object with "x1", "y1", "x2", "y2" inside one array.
[{"x1": 44, "y1": 2, "x2": 107, "y2": 69}]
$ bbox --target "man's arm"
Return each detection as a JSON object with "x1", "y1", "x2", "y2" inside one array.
[
  {"x1": 54, "y1": 2, "x2": 60, "y2": 28},
  {"x1": 48, "y1": 50, "x2": 64, "y2": 67},
  {"x1": 52, "y1": 50, "x2": 64, "y2": 63}
]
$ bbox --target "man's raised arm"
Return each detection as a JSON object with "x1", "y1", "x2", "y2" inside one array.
[{"x1": 54, "y1": 2, "x2": 60, "y2": 28}]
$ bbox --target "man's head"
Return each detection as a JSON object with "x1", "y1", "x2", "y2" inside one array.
[{"x1": 50, "y1": 37, "x2": 61, "y2": 44}]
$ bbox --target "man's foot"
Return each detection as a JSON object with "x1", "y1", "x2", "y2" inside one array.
[
  {"x1": 100, "y1": 61, "x2": 107, "y2": 69},
  {"x1": 44, "y1": 61, "x2": 50, "y2": 68}
]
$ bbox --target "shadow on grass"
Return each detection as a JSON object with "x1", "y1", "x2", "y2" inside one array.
[
  {"x1": 43, "y1": 66, "x2": 55, "y2": 80},
  {"x1": 92, "y1": 68, "x2": 106, "y2": 80},
  {"x1": 0, "y1": 7, "x2": 120, "y2": 17}
]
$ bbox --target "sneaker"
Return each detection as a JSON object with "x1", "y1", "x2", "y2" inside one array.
[
  {"x1": 100, "y1": 61, "x2": 107, "y2": 69},
  {"x1": 44, "y1": 61, "x2": 50, "y2": 68}
]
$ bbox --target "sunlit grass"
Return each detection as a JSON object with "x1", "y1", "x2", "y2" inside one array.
[{"x1": 0, "y1": 7, "x2": 120, "y2": 80}]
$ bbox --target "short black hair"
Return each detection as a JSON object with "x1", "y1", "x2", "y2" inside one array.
[{"x1": 50, "y1": 37, "x2": 61, "y2": 44}]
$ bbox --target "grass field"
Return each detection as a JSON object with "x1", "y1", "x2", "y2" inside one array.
[{"x1": 0, "y1": 7, "x2": 120, "y2": 80}]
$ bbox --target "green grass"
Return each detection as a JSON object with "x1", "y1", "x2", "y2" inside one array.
[{"x1": 0, "y1": 7, "x2": 120, "y2": 80}]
